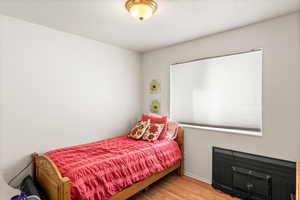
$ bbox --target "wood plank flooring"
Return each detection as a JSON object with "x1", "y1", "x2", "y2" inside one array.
[{"x1": 130, "y1": 173, "x2": 239, "y2": 200}]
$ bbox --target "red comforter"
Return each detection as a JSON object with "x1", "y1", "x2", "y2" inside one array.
[{"x1": 45, "y1": 136, "x2": 182, "y2": 200}]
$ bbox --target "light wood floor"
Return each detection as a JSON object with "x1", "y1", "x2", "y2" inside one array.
[{"x1": 130, "y1": 173, "x2": 239, "y2": 200}]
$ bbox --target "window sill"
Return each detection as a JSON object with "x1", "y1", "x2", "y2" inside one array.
[{"x1": 179, "y1": 124, "x2": 262, "y2": 137}]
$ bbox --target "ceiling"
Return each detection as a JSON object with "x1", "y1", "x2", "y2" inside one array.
[{"x1": 0, "y1": 0, "x2": 299, "y2": 52}]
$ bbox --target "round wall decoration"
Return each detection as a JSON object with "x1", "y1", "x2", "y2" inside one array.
[
  {"x1": 150, "y1": 100, "x2": 160, "y2": 113},
  {"x1": 149, "y1": 79, "x2": 160, "y2": 94}
]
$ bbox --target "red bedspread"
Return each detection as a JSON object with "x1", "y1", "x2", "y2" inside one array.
[{"x1": 45, "y1": 136, "x2": 182, "y2": 200}]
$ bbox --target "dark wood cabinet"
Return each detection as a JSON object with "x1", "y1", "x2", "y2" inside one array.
[{"x1": 212, "y1": 147, "x2": 296, "y2": 200}]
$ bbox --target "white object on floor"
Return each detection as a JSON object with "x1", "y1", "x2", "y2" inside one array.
[{"x1": 0, "y1": 171, "x2": 20, "y2": 199}]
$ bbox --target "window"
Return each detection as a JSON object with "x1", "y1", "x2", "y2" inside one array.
[{"x1": 170, "y1": 50, "x2": 262, "y2": 136}]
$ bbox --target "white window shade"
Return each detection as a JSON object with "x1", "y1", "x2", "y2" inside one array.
[{"x1": 170, "y1": 50, "x2": 262, "y2": 133}]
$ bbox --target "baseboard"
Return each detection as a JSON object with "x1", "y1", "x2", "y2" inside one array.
[{"x1": 184, "y1": 171, "x2": 211, "y2": 184}]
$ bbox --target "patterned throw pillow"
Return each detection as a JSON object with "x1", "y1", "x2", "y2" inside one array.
[
  {"x1": 128, "y1": 120, "x2": 150, "y2": 139},
  {"x1": 141, "y1": 114, "x2": 168, "y2": 140},
  {"x1": 142, "y1": 123, "x2": 165, "y2": 142}
]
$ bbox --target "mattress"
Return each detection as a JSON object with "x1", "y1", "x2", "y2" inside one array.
[{"x1": 45, "y1": 135, "x2": 182, "y2": 200}]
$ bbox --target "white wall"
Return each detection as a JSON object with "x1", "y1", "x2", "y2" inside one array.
[
  {"x1": 0, "y1": 14, "x2": 141, "y2": 184},
  {"x1": 142, "y1": 12, "x2": 300, "y2": 183}
]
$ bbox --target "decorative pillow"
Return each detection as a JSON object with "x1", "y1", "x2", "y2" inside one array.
[
  {"x1": 141, "y1": 114, "x2": 167, "y2": 124},
  {"x1": 128, "y1": 120, "x2": 150, "y2": 139},
  {"x1": 164, "y1": 121, "x2": 179, "y2": 140},
  {"x1": 158, "y1": 122, "x2": 168, "y2": 140},
  {"x1": 142, "y1": 123, "x2": 165, "y2": 142},
  {"x1": 141, "y1": 114, "x2": 168, "y2": 140}
]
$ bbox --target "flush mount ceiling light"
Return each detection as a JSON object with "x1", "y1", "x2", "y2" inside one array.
[{"x1": 125, "y1": 0, "x2": 158, "y2": 21}]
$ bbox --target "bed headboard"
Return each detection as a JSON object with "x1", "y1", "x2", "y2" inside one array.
[
  {"x1": 175, "y1": 127, "x2": 184, "y2": 146},
  {"x1": 175, "y1": 127, "x2": 184, "y2": 176}
]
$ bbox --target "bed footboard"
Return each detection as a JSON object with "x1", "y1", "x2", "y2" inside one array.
[{"x1": 32, "y1": 153, "x2": 71, "y2": 200}]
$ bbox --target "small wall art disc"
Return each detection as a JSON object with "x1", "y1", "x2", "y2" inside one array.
[
  {"x1": 149, "y1": 79, "x2": 160, "y2": 94},
  {"x1": 150, "y1": 100, "x2": 160, "y2": 113}
]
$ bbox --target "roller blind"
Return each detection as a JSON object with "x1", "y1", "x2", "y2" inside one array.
[{"x1": 170, "y1": 50, "x2": 262, "y2": 133}]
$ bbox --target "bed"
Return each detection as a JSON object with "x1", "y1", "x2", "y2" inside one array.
[{"x1": 32, "y1": 127, "x2": 184, "y2": 200}]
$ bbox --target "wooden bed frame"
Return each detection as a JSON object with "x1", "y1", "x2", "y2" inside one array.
[{"x1": 32, "y1": 127, "x2": 184, "y2": 200}]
